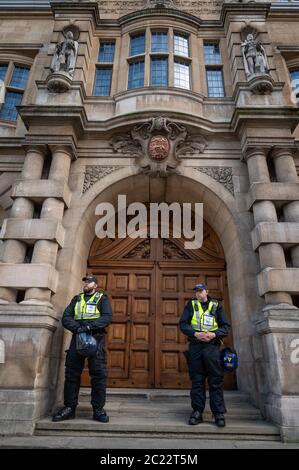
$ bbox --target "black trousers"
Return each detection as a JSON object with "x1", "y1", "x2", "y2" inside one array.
[
  {"x1": 64, "y1": 335, "x2": 107, "y2": 410},
  {"x1": 187, "y1": 341, "x2": 226, "y2": 415}
]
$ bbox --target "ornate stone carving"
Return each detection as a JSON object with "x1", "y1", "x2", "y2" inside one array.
[
  {"x1": 83, "y1": 165, "x2": 123, "y2": 193},
  {"x1": 110, "y1": 134, "x2": 143, "y2": 157},
  {"x1": 176, "y1": 135, "x2": 208, "y2": 157},
  {"x1": 144, "y1": 0, "x2": 177, "y2": 8},
  {"x1": 241, "y1": 28, "x2": 274, "y2": 95},
  {"x1": 110, "y1": 117, "x2": 207, "y2": 176},
  {"x1": 47, "y1": 27, "x2": 79, "y2": 93},
  {"x1": 195, "y1": 166, "x2": 234, "y2": 194},
  {"x1": 96, "y1": 1, "x2": 222, "y2": 18}
]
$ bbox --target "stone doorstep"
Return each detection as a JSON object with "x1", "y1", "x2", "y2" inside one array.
[
  {"x1": 80, "y1": 388, "x2": 251, "y2": 402},
  {"x1": 35, "y1": 417, "x2": 280, "y2": 441},
  {"x1": 75, "y1": 403, "x2": 262, "y2": 420}
]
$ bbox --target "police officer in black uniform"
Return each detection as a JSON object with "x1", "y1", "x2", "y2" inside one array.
[
  {"x1": 52, "y1": 275, "x2": 112, "y2": 423},
  {"x1": 179, "y1": 283, "x2": 230, "y2": 427}
]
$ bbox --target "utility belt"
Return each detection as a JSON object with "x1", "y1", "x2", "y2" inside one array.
[{"x1": 188, "y1": 336, "x2": 221, "y2": 346}]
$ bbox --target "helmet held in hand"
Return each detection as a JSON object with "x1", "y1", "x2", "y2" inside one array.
[
  {"x1": 220, "y1": 347, "x2": 238, "y2": 371},
  {"x1": 76, "y1": 331, "x2": 98, "y2": 357}
]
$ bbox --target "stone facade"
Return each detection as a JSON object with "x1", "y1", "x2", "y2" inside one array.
[{"x1": 0, "y1": 0, "x2": 299, "y2": 442}]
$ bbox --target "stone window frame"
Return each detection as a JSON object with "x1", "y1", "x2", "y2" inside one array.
[
  {"x1": 289, "y1": 66, "x2": 299, "y2": 102},
  {"x1": 93, "y1": 39, "x2": 116, "y2": 96},
  {"x1": 203, "y1": 40, "x2": 225, "y2": 98},
  {"x1": 0, "y1": 59, "x2": 31, "y2": 124},
  {"x1": 127, "y1": 27, "x2": 192, "y2": 90},
  {"x1": 279, "y1": 49, "x2": 299, "y2": 105}
]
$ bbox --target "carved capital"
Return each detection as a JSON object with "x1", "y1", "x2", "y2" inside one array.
[
  {"x1": 22, "y1": 144, "x2": 48, "y2": 158},
  {"x1": 270, "y1": 146, "x2": 297, "y2": 160},
  {"x1": 48, "y1": 144, "x2": 75, "y2": 160},
  {"x1": 242, "y1": 147, "x2": 268, "y2": 162}
]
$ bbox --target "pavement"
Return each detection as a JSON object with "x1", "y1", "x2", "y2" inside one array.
[{"x1": 0, "y1": 435, "x2": 299, "y2": 449}]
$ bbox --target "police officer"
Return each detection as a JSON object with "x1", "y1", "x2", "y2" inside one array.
[
  {"x1": 52, "y1": 274, "x2": 112, "y2": 423},
  {"x1": 179, "y1": 283, "x2": 230, "y2": 427}
]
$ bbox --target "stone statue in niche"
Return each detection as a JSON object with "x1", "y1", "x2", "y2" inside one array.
[
  {"x1": 241, "y1": 33, "x2": 270, "y2": 77},
  {"x1": 50, "y1": 31, "x2": 78, "y2": 76}
]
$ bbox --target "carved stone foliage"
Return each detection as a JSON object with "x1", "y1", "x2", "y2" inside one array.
[
  {"x1": 110, "y1": 116, "x2": 207, "y2": 176},
  {"x1": 195, "y1": 166, "x2": 234, "y2": 195},
  {"x1": 83, "y1": 165, "x2": 123, "y2": 193},
  {"x1": 96, "y1": 1, "x2": 223, "y2": 18},
  {"x1": 176, "y1": 135, "x2": 208, "y2": 157}
]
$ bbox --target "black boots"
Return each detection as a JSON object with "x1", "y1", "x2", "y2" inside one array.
[
  {"x1": 188, "y1": 410, "x2": 203, "y2": 425},
  {"x1": 93, "y1": 408, "x2": 109, "y2": 423},
  {"x1": 214, "y1": 413, "x2": 226, "y2": 427},
  {"x1": 52, "y1": 406, "x2": 75, "y2": 422},
  {"x1": 188, "y1": 410, "x2": 226, "y2": 427}
]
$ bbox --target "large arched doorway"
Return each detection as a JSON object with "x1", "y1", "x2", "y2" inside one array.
[{"x1": 82, "y1": 219, "x2": 236, "y2": 390}]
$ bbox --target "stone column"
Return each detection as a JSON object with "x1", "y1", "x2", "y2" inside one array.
[
  {"x1": 22, "y1": 146, "x2": 72, "y2": 305},
  {"x1": 271, "y1": 147, "x2": 299, "y2": 268},
  {"x1": 0, "y1": 147, "x2": 45, "y2": 303},
  {"x1": 245, "y1": 148, "x2": 292, "y2": 305}
]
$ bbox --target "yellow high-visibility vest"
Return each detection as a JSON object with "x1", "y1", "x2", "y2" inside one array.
[
  {"x1": 191, "y1": 299, "x2": 219, "y2": 332},
  {"x1": 74, "y1": 291, "x2": 103, "y2": 320}
]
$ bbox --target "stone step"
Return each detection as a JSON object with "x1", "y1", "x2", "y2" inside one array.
[
  {"x1": 80, "y1": 388, "x2": 252, "y2": 404},
  {"x1": 35, "y1": 416, "x2": 280, "y2": 441},
  {"x1": 76, "y1": 401, "x2": 262, "y2": 420}
]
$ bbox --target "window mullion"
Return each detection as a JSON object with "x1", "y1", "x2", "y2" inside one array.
[
  {"x1": 144, "y1": 27, "x2": 151, "y2": 87},
  {"x1": 168, "y1": 28, "x2": 174, "y2": 87},
  {"x1": 6, "y1": 62, "x2": 14, "y2": 86}
]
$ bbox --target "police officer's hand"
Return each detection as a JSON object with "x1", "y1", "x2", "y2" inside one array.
[
  {"x1": 194, "y1": 332, "x2": 216, "y2": 342},
  {"x1": 77, "y1": 325, "x2": 91, "y2": 334}
]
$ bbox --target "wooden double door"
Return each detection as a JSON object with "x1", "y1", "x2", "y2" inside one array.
[{"x1": 83, "y1": 224, "x2": 235, "y2": 389}]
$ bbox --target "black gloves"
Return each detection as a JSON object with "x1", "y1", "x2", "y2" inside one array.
[{"x1": 77, "y1": 325, "x2": 92, "y2": 334}]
